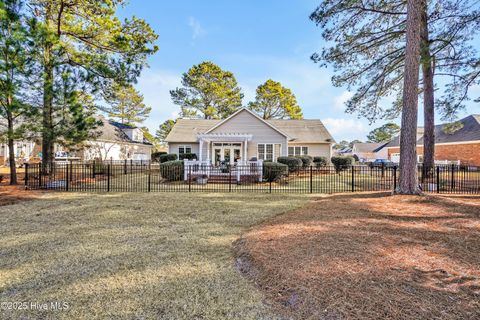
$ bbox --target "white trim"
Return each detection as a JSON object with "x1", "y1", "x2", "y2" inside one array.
[
  {"x1": 288, "y1": 146, "x2": 309, "y2": 156},
  {"x1": 178, "y1": 145, "x2": 192, "y2": 154},
  {"x1": 204, "y1": 108, "x2": 290, "y2": 138},
  {"x1": 257, "y1": 143, "x2": 281, "y2": 162}
]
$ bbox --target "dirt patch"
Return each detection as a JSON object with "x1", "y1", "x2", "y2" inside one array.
[
  {"x1": 235, "y1": 192, "x2": 480, "y2": 319},
  {"x1": 0, "y1": 185, "x2": 45, "y2": 206}
]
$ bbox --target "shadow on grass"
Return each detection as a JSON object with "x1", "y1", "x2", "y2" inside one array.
[{"x1": 235, "y1": 193, "x2": 480, "y2": 320}]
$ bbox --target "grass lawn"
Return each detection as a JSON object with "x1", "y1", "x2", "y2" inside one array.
[
  {"x1": 0, "y1": 190, "x2": 309, "y2": 319},
  {"x1": 236, "y1": 193, "x2": 480, "y2": 319}
]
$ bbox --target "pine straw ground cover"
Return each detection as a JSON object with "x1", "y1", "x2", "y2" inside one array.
[
  {"x1": 0, "y1": 191, "x2": 308, "y2": 319},
  {"x1": 235, "y1": 193, "x2": 480, "y2": 320}
]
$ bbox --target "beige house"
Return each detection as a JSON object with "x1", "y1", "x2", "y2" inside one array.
[{"x1": 165, "y1": 108, "x2": 334, "y2": 165}]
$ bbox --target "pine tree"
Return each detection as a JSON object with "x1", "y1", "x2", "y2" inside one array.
[
  {"x1": 29, "y1": 0, "x2": 158, "y2": 171},
  {"x1": 106, "y1": 82, "x2": 151, "y2": 126},
  {"x1": 170, "y1": 61, "x2": 243, "y2": 119},
  {"x1": 0, "y1": 0, "x2": 36, "y2": 184},
  {"x1": 247, "y1": 79, "x2": 303, "y2": 119}
]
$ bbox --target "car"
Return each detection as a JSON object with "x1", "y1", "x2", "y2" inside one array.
[{"x1": 369, "y1": 159, "x2": 395, "y2": 168}]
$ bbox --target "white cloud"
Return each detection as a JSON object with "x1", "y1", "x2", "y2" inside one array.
[
  {"x1": 188, "y1": 17, "x2": 207, "y2": 40},
  {"x1": 322, "y1": 118, "x2": 368, "y2": 142},
  {"x1": 334, "y1": 91, "x2": 353, "y2": 111}
]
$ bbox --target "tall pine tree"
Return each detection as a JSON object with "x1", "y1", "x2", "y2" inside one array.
[{"x1": 29, "y1": 0, "x2": 158, "y2": 171}]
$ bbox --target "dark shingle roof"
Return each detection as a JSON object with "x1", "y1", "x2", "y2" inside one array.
[
  {"x1": 384, "y1": 115, "x2": 480, "y2": 148},
  {"x1": 95, "y1": 117, "x2": 152, "y2": 145}
]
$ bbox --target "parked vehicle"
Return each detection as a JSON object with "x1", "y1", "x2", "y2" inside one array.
[{"x1": 369, "y1": 159, "x2": 395, "y2": 168}]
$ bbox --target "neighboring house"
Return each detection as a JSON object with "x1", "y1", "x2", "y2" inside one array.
[
  {"x1": 165, "y1": 108, "x2": 335, "y2": 165},
  {"x1": 333, "y1": 147, "x2": 352, "y2": 157},
  {"x1": 381, "y1": 114, "x2": 480, "y2": 165},
  {"x1": 80, "y1": 118, "x2": 153, "y2": 161},
  {"x1": 0, "y1": 140, "x2": 36, "y2": 166},
  {"x1": 1, "y1": 117, "x2": 153, "y2": 165},
  {"x1": 352, "y1": 142, "x2": 388, "y2": 162}
]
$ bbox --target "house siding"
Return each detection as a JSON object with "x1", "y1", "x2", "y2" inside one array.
[
  {"x1": 387, "y1": 142, "x2": 480, "y2": 166},
  {"x1": 209, "y1": 110, "x2": 288, "y2": 160},
  {"x1": 168, "y1": 143, "x2": 200, "y2": 157},
  {"x1": 287, "y1": 142, "x2": 332, "y2": 159}
]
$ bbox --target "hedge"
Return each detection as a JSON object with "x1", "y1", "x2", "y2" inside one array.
[
  {"x1": 313, "y1": 156, "x2": 328, "y2": 167},
  {"x1": 331, "y1": 156, "x2": 354, "y2": 172},
  {"x1": 159, "y1": 153, "x2": 178, "y2": 163},
  {"x1": 277, "y1": 156, "x2": 303, "y2": 171},
  {"x1": 179, "y1": 153, "x2": 197, "y2": 160},
  {"x1": 159, "y1": 160, "x2": 184, "y2": 181},
  {"x1": 151, "y1": 151, "x2": 167, "y2": 162},
  {"x1": 295, "y1": 155, "x2": 313, "y2": 167},
  {"x1": 263, "y1": 162, "x2": 288, "y2": 182}
]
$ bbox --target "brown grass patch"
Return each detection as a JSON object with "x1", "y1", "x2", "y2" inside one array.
[
  {"x1": 235, "y1": 192, "x2": 480, "y2": 319},
  {"x1": 0, "y1": 192, "x2": 309, "y2": 319}
]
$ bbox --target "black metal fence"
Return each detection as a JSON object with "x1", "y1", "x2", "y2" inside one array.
[{"x1": 24, "y1": 162, "x2": 480, "y2": 194}]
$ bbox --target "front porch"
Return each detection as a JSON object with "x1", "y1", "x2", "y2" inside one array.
[
  {"x1": 197, "y1": 133, "x2": 253, "y2": 166},
  {"x1": 183, "y1": 159, "x2": 264, "y2": 183}
]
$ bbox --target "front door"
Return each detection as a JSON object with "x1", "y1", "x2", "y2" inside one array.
[{"x1": 212, "y1": 143, "x2": 242, "y2": 166}]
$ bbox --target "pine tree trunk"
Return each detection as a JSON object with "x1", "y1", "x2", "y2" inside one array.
[
  {"x1": 397, "y1": 0, "x2": 422, "y2": 195},
  {"x1": 7, "y1": 113, "x2": 17, "y2": 185},
  {"x1": 41, "y1": 8, "x2": 54, "y2": 175},
  {"x1": 421, "y1": 3, "x2": 435, "y2": 178}
]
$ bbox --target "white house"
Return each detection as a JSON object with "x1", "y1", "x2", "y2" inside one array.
[{"x1": 165, "y1": 108, "x2": 335, "y2": 165}]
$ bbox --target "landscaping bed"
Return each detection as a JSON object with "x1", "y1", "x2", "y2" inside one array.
[{"x1": 235, "y1": 193, "x2": 480, "y2": 319}]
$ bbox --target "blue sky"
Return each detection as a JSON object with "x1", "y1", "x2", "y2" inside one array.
[{"x1": 119, "y1": 0, "x2": 479, "y2": 142}]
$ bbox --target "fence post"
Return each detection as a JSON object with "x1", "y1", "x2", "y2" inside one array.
[
  {"x1": 188, "y1": 165, "x2": 192, "y2": 192},
  {"x1": 124, "y1": 159, "x2": 127, "y2": 175},
  {"x1": 66, "y1": 163, "x2": 69, "y2": 191},
  {"x1": 436, "y1": 166, "x2": 440, "y2": 193},
  {"x1": 229, "y1": 166, "x2": 232, "y2": 192},
  {"x1": 92, "y1": 160, "x2": 96, "y2": 179},
  {"x1": 451, "y1": 163, "x2": 455, "y2": 191},
  {"x1": 107, "y1": 164, "x2": 111, "y2": 192},
  {"x1": 25, "y1": 163, "x2": 29, "y2": 189},
  {"x1": 148, "y1": 162, "x2": 151, "y2": 192},
  {"x1": 351, "y1": 165, "x2": 355, "y2": 192},
  {"x1": 310, "y1": 165, "x2": 313, "y2": 193},
  {"x1": 69, "y1": 161, "x2": 73, "y2": 186},
  {"x1": 393, "y1": 166, "x2": 397, "y2": 191},
  {"x1": 39, "y1": 163, "x2": 43, "y2": 188}
]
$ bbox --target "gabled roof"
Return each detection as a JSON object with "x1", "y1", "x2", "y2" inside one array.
[
  {"x1": 95, "y1": 117, "x2": 152, "y2": 146},
  {"x1": 353, "y1": 143, "x2": 385, "y2": 153},
  {"x1": 165, "y1": 109, "x2": 335, "y2": 143},
  {"x1": 383, "y1": 114, "x2": 480, "y2": 148}
]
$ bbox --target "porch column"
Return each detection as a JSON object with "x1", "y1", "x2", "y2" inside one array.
[
  {"x1": 244, "y1": 138, "x2": 248, "y2": 164},
  {"x1": 206, "y1": 140, "x2": 210, "y2": 163},
  {"x1": 199, "y1": 139, "x2": 203, "y2": 161}
]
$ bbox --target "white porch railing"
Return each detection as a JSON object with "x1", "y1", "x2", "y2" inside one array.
[{"x1": 183, "y1": 159, "x2": 263, "y2": 182}]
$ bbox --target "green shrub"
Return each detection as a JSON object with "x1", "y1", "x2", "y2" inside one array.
[
  {"x1": 263, "y1": 162, "x2": 288, "y2": 182},
  {"x1": 331, "y1": 156, "x2": 354, "y2": 172},
  {"x1": 159, "y1": 160, "x2": 184, "y2": 181},
  {"x1": 151, "y1": 151, "x2": 167, "y2": 162},
  {"x1": 313, "y1": 156, "x2": 328, "y2": 167},
  {"x1": 159, "y1": 153, "x2": 178, "y2": 163},
  {"x1": 277, "y1": 156, "x2": 303, "y2": 172},
  {"x1": 295, "y1": 155, "x2": 313, "y2": 167},
  {"x1": 179, "y1": 153, "x2": 197, "y2": 160}
]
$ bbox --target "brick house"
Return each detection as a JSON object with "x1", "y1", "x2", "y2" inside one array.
[{"x1": 381, "y1": 115, "x2": 480, "y2": 166}]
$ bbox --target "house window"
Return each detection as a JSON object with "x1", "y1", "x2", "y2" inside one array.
[
  {"x1": 178, "y1": 145, "x2": 192, "y2": 154},
  {"x1": 257, "y1": 143, "x2": 282, "y2": 161},
  {"x1": 288, "y1": 146, "x2": 309, "y2": 156}
]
